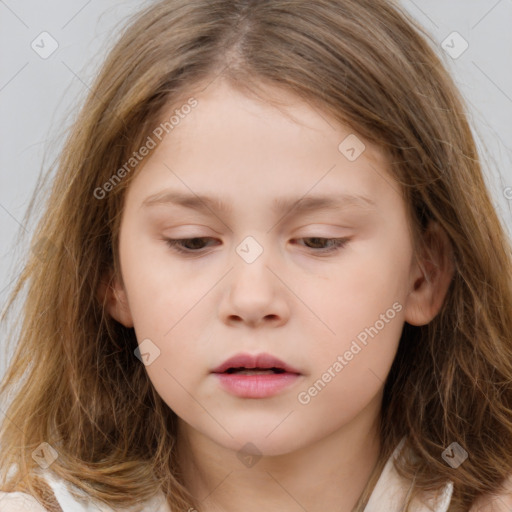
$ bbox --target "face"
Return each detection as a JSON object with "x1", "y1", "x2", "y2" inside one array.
[{"x1": 108, "y1": 79, "x2": 440, "y2": 457}]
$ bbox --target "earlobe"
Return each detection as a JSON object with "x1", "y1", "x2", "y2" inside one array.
[
  {"x1": 97, "y1": 271, "x2": 134, "y2": 328},
  {"x1": 404, "y1": 221, "x2": 455, "y2": 326}
]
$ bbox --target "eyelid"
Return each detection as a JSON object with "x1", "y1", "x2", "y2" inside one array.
[
  {"x1": 163, "y1": 236, "x2": 350, "y2": 256},
  {"x1": 163, "y1": 237, "x2": 219, "y2": 254}
]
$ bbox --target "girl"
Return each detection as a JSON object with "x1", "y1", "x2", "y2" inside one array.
[{"x1": 1, "y1": 0, "x2": 512, "y2": 511}]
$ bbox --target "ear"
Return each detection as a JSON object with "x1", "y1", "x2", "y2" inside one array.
[
  {"x1": 404, "y1": 221, "x2": 455, "y2": 326},
  {"x1": 97, "y1": 270, "x2": 134, "y2": 328}
]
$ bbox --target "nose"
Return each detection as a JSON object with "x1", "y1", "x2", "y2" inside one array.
[{"x1": 218, "y1": 251, "x2": 290, "y2": 328}]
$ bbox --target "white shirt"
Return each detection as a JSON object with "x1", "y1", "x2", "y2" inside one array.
[
  {"x1": 0, "y1": 439, "x2": 455, "y2": 511},
  {"x1": 363, "y1": 438, "x2": 453, "y2": 511}
]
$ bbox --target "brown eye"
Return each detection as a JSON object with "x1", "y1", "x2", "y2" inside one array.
[
  {"x1": 294, "y1": 237, "x2": 349, "y2": 253},
  {"x1": 164, "y1": 237, "x2": 218, "y2": 254}
]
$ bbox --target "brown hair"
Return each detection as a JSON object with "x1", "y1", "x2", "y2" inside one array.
[{"x1": 1, "y1": 0, "x2": 512, "y2": 510}]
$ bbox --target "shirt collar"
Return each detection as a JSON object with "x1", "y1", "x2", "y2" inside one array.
[
  {"x1": 363, "y1": 437, "x2": 454, "y2": 512},
  {"x1": 36, "y1": 437, "x2": 453, "y2": 511}
]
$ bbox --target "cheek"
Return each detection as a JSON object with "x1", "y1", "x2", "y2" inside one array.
[
  {"x1": 119, "y1": 230, "x2": 203, "y2": 334},
  {"x1": 299, "y1": 233, "x2": 410, "y2": 395},
  {"x1": 314, "y1": 232, "x2": 411, "y2": 334},
  {"x1": 118, "y1": 235, "x2": 215, "y2": 411},
  {"x1": 295, "y1": 300, "x2": 403, "y2": 429}
]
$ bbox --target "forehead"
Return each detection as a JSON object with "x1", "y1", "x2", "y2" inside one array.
[
  {"x1": 159, "y1": 77, "x2": 390, "y2": 164},
  {"x1": 126, "y1": 79, "x2": 401, "y2": 216}
]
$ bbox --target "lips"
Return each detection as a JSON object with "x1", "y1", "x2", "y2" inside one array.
[
  {"x1": 211, "y1": 353, "x2": 301, "y2": 375},
  {"x1": 211, "y1": 352, "x2": 302, "y2": 398}
]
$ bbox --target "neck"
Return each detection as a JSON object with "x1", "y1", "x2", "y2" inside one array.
[{"x1": 176, "y1": 396, "x2": 383, "y2": 512}]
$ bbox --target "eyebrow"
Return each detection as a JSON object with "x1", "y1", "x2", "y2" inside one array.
[{"x1": 141, "y1": 190, "x2": 376, "y2": 215}]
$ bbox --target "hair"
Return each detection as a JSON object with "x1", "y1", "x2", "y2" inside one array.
[{"x1": 1, "y1": 0, "x2": 512, "y2": 510}]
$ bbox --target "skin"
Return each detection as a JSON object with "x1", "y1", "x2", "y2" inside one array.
[{"x1": 106, "y1": 79, "x2": 454, "y2": 512}]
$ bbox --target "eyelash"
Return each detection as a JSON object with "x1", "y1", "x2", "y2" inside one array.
[{"x1": 164, "y1": 237, "x2": 349, "y2": 255}]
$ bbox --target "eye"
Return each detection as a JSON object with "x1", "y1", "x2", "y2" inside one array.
[
  {"x1": 293, "y1": 237, "x2": 349, "y2": 254},
  {"x1": 164, "y1": 237, "x2": 218, "y2": 254},
  {"x1": 163, "y1": 237, "x2": 349, "y2": 255}
]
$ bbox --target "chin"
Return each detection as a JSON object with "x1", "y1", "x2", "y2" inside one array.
[{"x1": 214, "y1": 428, "x2": 307, "y2": 458}]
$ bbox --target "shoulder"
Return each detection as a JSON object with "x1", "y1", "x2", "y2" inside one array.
[
  {"x1": 470, "y1": 475, "x2": 512, "y2": 511},
  {"x1": 0, "y1": 490, "x2": 48, "y2": 511},
  {"x1": 470, "y1": 494, "x2": 512, "y2": 511}
]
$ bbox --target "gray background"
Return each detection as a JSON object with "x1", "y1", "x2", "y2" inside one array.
[{"x1": 1, "y1": 0, "x2": 511, "y2": 379}]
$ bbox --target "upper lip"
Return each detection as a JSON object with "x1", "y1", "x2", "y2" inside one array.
[{"x1": 211, "y1": 352, "x2": 302, "y2": 374}]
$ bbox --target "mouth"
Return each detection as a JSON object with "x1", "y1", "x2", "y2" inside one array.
[
  {"x1": 211, "y1": 353, "x2": 302, "y2": 398},
  {"x1": 223, "y1": 367, "x2": 287, "y2": 375},
  {"x1": 211, "y1": 352, "x2": 301, "y2": 375}
]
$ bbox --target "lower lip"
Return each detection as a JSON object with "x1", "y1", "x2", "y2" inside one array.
[{"x1": 213, "y1": 372, "x2": 301, "y2": 398}]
